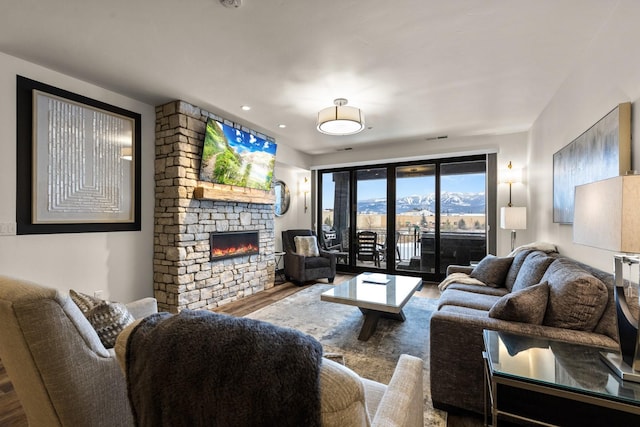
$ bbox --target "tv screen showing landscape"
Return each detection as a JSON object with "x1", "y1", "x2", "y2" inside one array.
[{"x1": 199, "y1": 118, "x2": 277, "y2": 191}]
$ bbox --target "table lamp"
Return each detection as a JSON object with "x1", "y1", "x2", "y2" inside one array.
[{"x1": 573, "y1": 174, "x2": 640, "y2": 382}]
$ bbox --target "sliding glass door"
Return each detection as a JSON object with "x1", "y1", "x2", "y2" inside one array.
[
  {"x1": 439, "y1": 160, "x2": 487, "y2": 274},
  {"x1": 318, "y1": 155, "x2": 492, "y2": 281},
  {"x1": 319, "y1": 171, "x2": 350, "y2": 266},
  {"x1": 355, "y1": 168, "x2": 387, "y2": 268},
  {"x1": 395, "y1": 164, "x2": 436, "y2": 274}
]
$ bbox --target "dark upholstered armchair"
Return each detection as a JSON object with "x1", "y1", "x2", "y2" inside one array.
[{"x1": 282, "y1": 229, "x2": 337, "y2": 285}]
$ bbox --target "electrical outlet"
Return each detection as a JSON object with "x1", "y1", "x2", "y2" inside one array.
[
  {"x1": 0, "y1": 222, "x2": 16, "y2": 236},
  {"x1": 94, "y1": 290, "x2": 104, "y2": 299}
]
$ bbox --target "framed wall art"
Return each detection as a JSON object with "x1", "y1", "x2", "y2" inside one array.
[
  {"x1": 16, "y1": 76, "x2": 142, "y2": 234},
  {"x1": 553, "y1": 102, "x2": 631, "y2": 224}
]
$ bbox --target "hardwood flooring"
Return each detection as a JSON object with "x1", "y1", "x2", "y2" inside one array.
[
  {"x1": 0, "y1": 358, "x2": 27, "y2": 427},
  {"x1": 0, "y1": 276, "x2": 480, "y2": 427}
]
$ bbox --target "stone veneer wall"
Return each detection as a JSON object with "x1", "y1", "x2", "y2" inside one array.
[{"x1": 154, "y1": 100, "x2": 275, "y2": 313}]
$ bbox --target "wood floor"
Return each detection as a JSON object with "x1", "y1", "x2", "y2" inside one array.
[
  {"x1": 0, "y1": 358, "x2": 27, "y2": 427},
  {"x1": 0, "y1": 276, "x2": 480, "y2": 427}
]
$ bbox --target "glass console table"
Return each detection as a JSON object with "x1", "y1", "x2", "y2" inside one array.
[{"x1": 483, "y1": 330, "x2": 640, "y2": 426}]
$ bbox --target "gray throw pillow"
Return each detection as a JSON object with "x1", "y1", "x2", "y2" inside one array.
[
  {"x1": 541, "y1": 259, "x2": 609, "y2": 332},
  {"x1": 469, "y1": 255, "x2": 514, "y2": 287},
  {"x1": 511, "y1": 253, "x2": 554, "y2": 292},
  {"x1": 504, "y1": 250, "x2": 531, "y2": 291},
  {"x1": 489, "y1": 282, "x2": 549, "y2": 324}
]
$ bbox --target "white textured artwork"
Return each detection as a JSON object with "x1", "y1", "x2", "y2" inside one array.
[{"x1": 34, "y1": 91, "x2": 134, "y2": 223}]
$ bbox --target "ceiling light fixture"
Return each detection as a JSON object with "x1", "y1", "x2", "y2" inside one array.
[
  {"x1": 241, "y1": 105, "x2": 251, "y2": 111},
  {"x1": 317, "y1": 98, "x2": 365, "y2": 136}
]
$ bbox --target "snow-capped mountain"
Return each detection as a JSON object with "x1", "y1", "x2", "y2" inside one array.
[{"x1": 358, "y1": 192, "x2": 485, "y2": 214}]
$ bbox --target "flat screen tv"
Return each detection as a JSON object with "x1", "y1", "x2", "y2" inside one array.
[{"x1": 199, "y1": 118, "x2": 277, "y2": 191}]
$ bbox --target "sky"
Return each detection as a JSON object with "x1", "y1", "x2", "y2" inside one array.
[{"x1": 322, "y1": 173, "x2": 486, "y2": 207}]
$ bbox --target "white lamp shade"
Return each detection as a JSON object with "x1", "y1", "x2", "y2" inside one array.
[
  {"x1": 500, "y1": 206, "x2": 527, "y2": 230},
  {"x1": 317, "y1": 105, "x2": 365, "y2": 135},
  {"x1": 573, "y1": 175, "x2": 640, "y2": 253}
]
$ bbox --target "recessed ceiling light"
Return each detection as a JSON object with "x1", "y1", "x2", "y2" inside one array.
[
  {"x1": 241, "y1": 105, "x2": 251, "y2": 111},
  {"x1": 278, "y1": 124, "x2": 287, "y2": 128}
]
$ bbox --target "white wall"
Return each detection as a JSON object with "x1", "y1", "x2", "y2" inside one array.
[
  {"x1": 273, "y1": 161, "x2": 312, "y2": 252},
  {"x1": 528, "y1": 0, "x2": 640, "y2": 272},
  {"x1": 311, "y1": 132, "x2": 530, "y2": 256},
  {"x1": 0, "y1": 52, "x2": 156, "y2": 302}
]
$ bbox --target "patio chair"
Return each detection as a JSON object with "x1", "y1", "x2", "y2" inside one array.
[{"x1": 356, "y1": 231, "x2": 382, "y2": 267}]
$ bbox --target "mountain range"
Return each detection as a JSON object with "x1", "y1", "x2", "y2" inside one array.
[{"x1": 357, "y1": 192, "x2": 485, "y2": 215}]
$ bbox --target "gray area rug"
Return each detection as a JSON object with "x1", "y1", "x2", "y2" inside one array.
[{"x1": 246, "y1": 284, "x2": 447, "y2": 427}]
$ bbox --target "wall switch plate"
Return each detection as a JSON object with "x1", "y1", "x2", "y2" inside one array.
[{"x1": 0, "y1": 222, "x2": 16, "y2": 236}]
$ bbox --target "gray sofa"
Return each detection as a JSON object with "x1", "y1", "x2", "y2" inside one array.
[{"x1": 430, "y1": 249, "x2": 620, "y2": 415}]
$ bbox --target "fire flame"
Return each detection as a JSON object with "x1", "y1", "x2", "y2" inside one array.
[{"x1": 211, "y1": 243, "x2": 259, "y2": 258}]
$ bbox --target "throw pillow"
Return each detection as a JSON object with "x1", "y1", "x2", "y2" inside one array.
[
  {"x1": 503, "y1": 250, "x2": 531, "y2": 291},
  {"x1": 85, "y1": 301, "x2": 135, "y2": 348},
  {"x1": 510, "y1": 253, "x2": 554, "y2": 292},
  {"x1": 489, "y1": 281, "x2": 549, "y2": 324},
  {"x1": 70, "y1": 289, "x2": 135, "y2": 348},
  {"x1": 469, "y1": 255, "x2": 514, "y2": 287},
  {"x1": 541, "y1": 259, "x2": 609, "y2": 332},
  {"x1": 69, "y1": 289, "x2": 102, "y2": 313},
  {"x1": 294, "y1": 235, "x2": 320, "y2": 257}
]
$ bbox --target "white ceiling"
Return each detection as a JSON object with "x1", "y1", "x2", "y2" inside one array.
[{"x1": 0, "y1": 0, "x2": 620, "y2": 155}]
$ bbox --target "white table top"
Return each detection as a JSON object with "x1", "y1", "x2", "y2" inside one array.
[{"x1": 321, "y1": 273, "x2": 422, "y2": 314}]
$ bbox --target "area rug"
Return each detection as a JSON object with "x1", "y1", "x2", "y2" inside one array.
[{"x1": 245, "y1": 283, "x2": 447, "y2": 427}]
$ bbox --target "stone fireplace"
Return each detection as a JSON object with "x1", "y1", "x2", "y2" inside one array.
[{"x1": 154, "y1": 100, "x2": 276, "y2": 313}]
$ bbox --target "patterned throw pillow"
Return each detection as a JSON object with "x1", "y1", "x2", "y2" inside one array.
[
  {"x1": 489, "y1": 282, "x2": 550, "y2": 324},
  {"x1": 85, "y1": 301, "x2": 135, "y2": 348},
  {"x1": 294, "y1": 235, "x2": 320, "y2": 257},
  {"x1": 69, "y1": 289, "x2": 102, "y2": 313},
  {"x1": 469, "y1": 254, "x2": 514, "y2": 287},
  {"x1": 70, "y1": 290, "x2": 135, "y2": 348}
]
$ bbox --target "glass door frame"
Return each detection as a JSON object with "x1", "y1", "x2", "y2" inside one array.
[{"x1": 316, "y1": 154, "x2": 496, "y2": 282}]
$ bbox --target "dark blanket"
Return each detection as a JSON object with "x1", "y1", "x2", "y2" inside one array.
[{"x1": 126, "y1": 310, "x2": 323, "y2": 427}]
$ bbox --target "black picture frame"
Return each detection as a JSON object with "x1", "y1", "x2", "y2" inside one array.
[{"x1": 16, "y1": 75, "x2": 142, "y2": 234}]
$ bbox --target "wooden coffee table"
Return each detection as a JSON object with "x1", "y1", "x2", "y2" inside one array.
[{"x1": 320, "y1": 273, "x2": 422, "y2": 341}]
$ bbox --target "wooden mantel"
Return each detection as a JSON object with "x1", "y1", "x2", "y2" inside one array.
[{"x1": 193, "y1": 184, "x2": 275, "y2": 205}]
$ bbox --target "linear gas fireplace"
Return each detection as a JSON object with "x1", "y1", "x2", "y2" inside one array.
[{"x1": 210, "y1": 231, "x2": 260, "y2": 261}]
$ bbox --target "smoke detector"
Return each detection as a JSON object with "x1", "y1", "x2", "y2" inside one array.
[{"x1": 220, "y1": 0, "x2": 242, "y2": 7}]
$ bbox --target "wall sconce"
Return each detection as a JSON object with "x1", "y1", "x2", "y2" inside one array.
[
  {"x1": 500, "y1": 161, "x2": 522, "y2": 206},
  {"x1": 302, "y1": 176, "x2": 310, "y2": 213},
  {"x1": 500, "y1": 161, "x2": 527, "y2": 251}
]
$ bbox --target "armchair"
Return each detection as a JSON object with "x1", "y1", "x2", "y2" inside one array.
[
  {"x1": 0, "y1": 275, "x2": 157, "y2": 427},
  {"x1": 282, "y1": 229, "x2": 337, "y2": 285}
]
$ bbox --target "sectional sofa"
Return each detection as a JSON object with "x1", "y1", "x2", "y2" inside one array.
[{"x1": 430, "y1": 248, "x2": 620, "y2": 415}]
